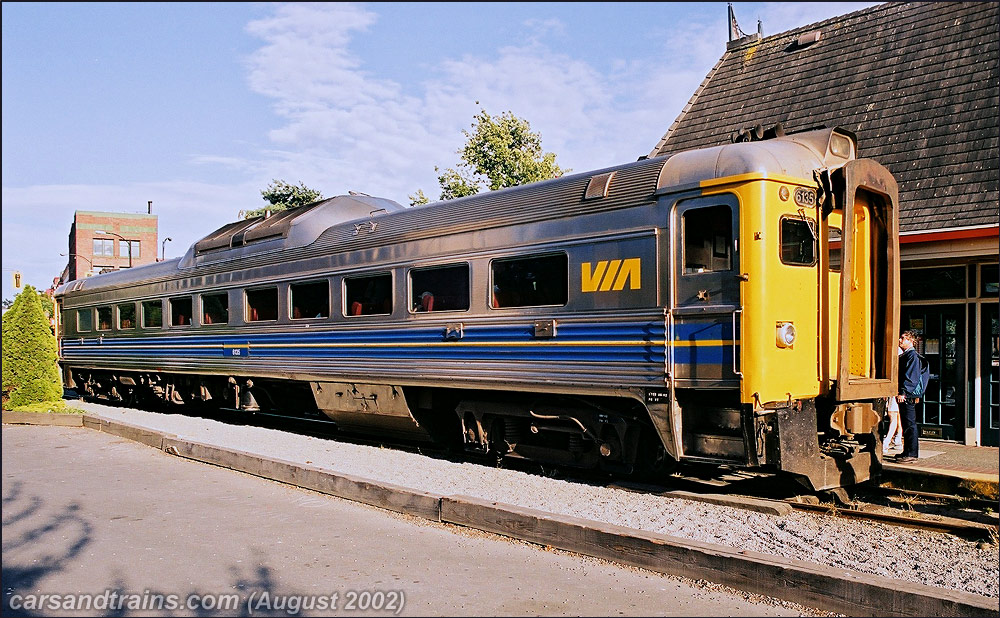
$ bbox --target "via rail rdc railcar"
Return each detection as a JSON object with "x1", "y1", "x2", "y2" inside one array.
[{"x1": 55, "y1": 126, "x2": 899, "y2": 491}]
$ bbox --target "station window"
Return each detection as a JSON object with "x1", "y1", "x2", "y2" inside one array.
[
  {"x1": 170, "y1": 296, "x2": 193, "y2": 326},
  {"x1": 410, "y1": 264, "x2": 469, "y2": 313},
  {"x1": 246, "y1": 287, "x2": 278, "y2": 322},
  {"x1": 201, "y1": 292, "x2": 229, "y2": 325},
  {"x1": 117, "y1": 303, "x2": 136, "y2": 329},
  {"x1": 142, "y1": 300, "x2": 162, "y2": 328},
  {"x1": 77, "y1": 309, "x2": 93, "y2": 332},
  {"x1": 780, "y1": 217, "x2": 817, "y2": 266},
  {"x1": 683, "y1": 205, "x2": 732, "y2": 273},
  {"x1": 344, "y1": 273, "x2": 392, "y2": 316},
  {"x1": 97, "y1": 306, "x2": 113, "y2": 331},
  {"x1": 981, "y1": 264, "x2": 998, "y2": 297},
  {"x1": 902, "y1": 266, "x2": 966, "y2": 301},
  {"x1": 491, "y1": 253, "x2": 568, "y2": 308},
  {"x1": 291, "y1": 281, "x2": 329, "y2": 319}
]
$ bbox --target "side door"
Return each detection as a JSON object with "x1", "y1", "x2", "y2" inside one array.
[{"x1": 671, "y1": 194, "x2": 741, "y2": 385}]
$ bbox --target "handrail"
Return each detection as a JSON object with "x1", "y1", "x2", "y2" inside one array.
[{"x1": 732, "y1": 309, "x2": 743, "y2": 378}]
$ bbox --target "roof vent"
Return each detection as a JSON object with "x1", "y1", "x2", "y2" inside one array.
[
  {"x1": 584, "y1": 172, "x2": 615, "y2": 200},
  {"x1": 796, "y1": 30, "x2": 822, "y2": 47}
]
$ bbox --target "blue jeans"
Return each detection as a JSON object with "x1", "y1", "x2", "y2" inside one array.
[{"x1": 899, "y1": 398, "x2": 920, "y2": 458}]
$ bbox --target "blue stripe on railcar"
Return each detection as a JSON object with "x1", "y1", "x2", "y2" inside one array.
[{"x1": 60, "y1": 318, "x2": 740, "y2": 372}]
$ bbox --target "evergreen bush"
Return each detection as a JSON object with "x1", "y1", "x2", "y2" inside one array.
[{"x1": 2, "y1": 285, "x2": 62, "y2": 408}]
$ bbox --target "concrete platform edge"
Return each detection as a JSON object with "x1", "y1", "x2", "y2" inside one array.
[
  {"x1": 2, "y1": 410, "x2": 84, "y2": 427},
  {"x1": 441, "y1": 495, "x2": 998, "y2": 617},
  {"x1": 13, "y1": 412, "x2": 996, "y2": 617},
  {"x1": 159, "y1": 436, "x2": 442, "y2": 522}
]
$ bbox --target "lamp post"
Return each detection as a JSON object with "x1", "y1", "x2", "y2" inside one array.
[
  {"x1": 95, "y1": 230, "x2": 132, "y2": 268},
  {"x1": 60, "y1": 252, "x2": 94, "y2": 278},
  {"x1": 161, "y1": 237, "x2": 172, "y2": 261}
]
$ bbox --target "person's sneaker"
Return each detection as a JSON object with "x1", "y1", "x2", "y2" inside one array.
[{"x1": 894, "y1": 456, "x2": 918, "y2": 463}]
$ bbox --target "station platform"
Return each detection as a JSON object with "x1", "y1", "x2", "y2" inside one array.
[
  {"x1": 880, "y1": 439, "x2": 999, "y2": 500},
  {"x1": 2, "y1": 409, "x2": 997, "y2": 501}
]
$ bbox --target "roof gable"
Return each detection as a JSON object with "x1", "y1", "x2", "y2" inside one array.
[{"x1": 650, "y1": 2, "x2": 999, "y2": 232}]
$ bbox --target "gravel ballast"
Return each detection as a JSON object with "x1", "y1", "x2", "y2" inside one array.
[{"x1": 72, "y1": 402, "x2": 999, "y2": 599}]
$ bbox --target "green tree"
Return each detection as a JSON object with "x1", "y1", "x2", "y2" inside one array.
[
  {"x1": 413, "y1": 108, "x2": 568, "y2": 203},
  {"x1": 2, "y1": 285, "x2": 62, "y2": 408},
  {"x1": 242, "y1": 179, "x2": 324, "y2": 219}
]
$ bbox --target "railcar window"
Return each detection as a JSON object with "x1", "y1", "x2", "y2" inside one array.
[
  {"x1": 201, "y1": 293, "x2": 229, "y2": 325},
  {"x1": 829, "y1": 227, "x2": 842, "y2": 272},
  {"x1": 780, "y1": 218, "x2": 817, "y2": 266},
  {"x1": 683, "y1": 206, "x2": 732, "y2": 273},
  {"x1": 77, "y1": 309, "x2": 93, "y2": 332},
  {"x1": 97, "y1": 306, "x2": 113, "y2": 331},
  {"x1": 291, "y1": 281, "x2": 330, "y2": 319},
  {"x1": 170, "y1": 296, "x2": 193, "y2": 326},
  {"x1": 344, "y1": 274, "x2": 392, "y2": 316},
  {"x1": 410, "y1": 264, "x2": 469, "y2": 313},
  {"x1": 142, "y1": 300, "x2": 162, "y2": 328},
  {"x1": 117, "y1": 303, "x2": 136, "y2": 329},
  {"x1": 246, "y1": 287, "x2": 278, "y2": 322},
  {"x1": 491, "y1": 253, "x2": 568, "y2": 308}
]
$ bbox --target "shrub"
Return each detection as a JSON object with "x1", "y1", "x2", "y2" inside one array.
[{"x1": 2, "y1": 285, "x2": 62, "y2": 408}]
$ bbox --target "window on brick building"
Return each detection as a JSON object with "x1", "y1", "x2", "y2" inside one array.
[
  {"x1": 119, "y1": 240, "x2": 140, "y2": 259},
  {"x1": 93, "y1": 238, "x2": 114, "y2": 257}
]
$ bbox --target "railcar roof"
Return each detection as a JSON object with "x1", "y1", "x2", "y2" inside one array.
[{"x1": 55, "y1": 126, "x2": 852, "y2": 300}]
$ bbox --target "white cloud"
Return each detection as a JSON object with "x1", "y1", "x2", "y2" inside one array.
[{"x1": 239, "y1": 2, "x2": 727, "y2": 200}]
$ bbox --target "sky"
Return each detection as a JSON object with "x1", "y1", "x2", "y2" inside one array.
[{"x1": 1, "y1": 1, "x2": 877, "y2": 302}]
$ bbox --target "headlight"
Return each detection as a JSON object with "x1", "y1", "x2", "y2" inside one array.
[
  {"x1": 830, "y1": 132, "x2": 854, "y2": 159},
  {"x1": 776, "y1": 322, "x2": 796, "y2": 348}
]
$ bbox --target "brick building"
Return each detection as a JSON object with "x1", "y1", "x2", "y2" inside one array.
[
  {"x1": 648, "y1": 2, "x2": 998, "y2": 445},
  {"x1": 60, "y1": 210, "x2": 159, "y2": 283}
]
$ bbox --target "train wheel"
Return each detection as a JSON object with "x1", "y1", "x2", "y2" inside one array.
[{"x1": 634, "y1": 427, "x2": 678, "y2": 482}]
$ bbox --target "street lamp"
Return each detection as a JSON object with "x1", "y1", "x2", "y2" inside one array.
[
  {"x1": 161, "y1": 237, "x2": 172, "y2": 261},
  {"x1": 95, "y1": 230, "x2": 132, "y2": 268},
  {"x1": 60, "y1": 252, "x2": 94, "y2": 278}
]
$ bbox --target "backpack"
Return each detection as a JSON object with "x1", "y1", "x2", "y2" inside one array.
[{"x1": 912, "y1": 353, "x2": 931, "y2": 398}]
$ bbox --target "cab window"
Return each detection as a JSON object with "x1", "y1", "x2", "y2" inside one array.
[
  {"x1": 683, "y1": 205, "x2": 732, "y2": 273},
  {"x1": 781, "y1": 218, "x2": 817, "y2": 266},
  {"x1": 491, "y1": 253, "x2": 567, "y2": 308}
]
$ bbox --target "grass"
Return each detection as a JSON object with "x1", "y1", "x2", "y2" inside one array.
[{"x1": 2, "y1": 400, "x2": 85, "y2": 414}]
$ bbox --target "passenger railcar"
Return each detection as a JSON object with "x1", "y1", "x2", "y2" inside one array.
[{"x1": 55, "y1": 126, "x2": 899, "y2": 490}]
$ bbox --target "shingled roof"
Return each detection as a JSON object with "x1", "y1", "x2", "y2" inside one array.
[{"x1": 648, "y1": 1, "x2": 999, "y2": 233}]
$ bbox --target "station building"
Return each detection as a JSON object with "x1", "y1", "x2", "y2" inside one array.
[
  {"x1": 650, "y1": 2, "x2": 998, "y2": 446},
  {"x1": 59, "y1": 209, "x2": 159, "y2": 284}
]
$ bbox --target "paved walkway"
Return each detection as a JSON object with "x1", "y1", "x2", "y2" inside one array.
[
  {"x1": 881, "y1": 439, "x2": 998, "y2": 497},
  {"x1": 1, "y1": 425, "x2": 821, "y2": 617}
]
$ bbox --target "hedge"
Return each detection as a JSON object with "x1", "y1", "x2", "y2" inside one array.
[{"x1": 2, "y1": 285, "x2": 62, "y2": 407}]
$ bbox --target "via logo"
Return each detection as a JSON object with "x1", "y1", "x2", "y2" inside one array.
[{"x1": 581, "y1": 258, "x2": 641, "y2": 292}]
